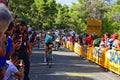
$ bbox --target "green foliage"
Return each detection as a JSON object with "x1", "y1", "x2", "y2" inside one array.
[
  {"x1": 9, "y1": 0, "x2": 120, "y2": 35},
  {"x1": 34, "y1": 0, "x2": 57, "y2": 29},
  {"x1": 102, "y1": 3, "x2": 120, "y2": 35},
  {"x1": 10, "y1": 0, "x2": 34, "y2": 23}
]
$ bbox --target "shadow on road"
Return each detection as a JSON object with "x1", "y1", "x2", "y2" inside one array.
[{"x1": 30, "y1": 48, "x2": 105, "y2": 80}]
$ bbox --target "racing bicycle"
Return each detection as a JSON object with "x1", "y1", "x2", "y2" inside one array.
[{"x1": 46, "y1": 44, "x2": 53, "y2": 68}]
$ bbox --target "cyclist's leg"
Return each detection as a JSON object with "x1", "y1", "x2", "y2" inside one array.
[
  {"x1": 44, "y1": 46, "x2": 48, "y2": 63},
  {"x1": 50, "y1": 47, "x2": 53, "y2": 67},
  {"x1": 49, "y1": 47, "x2": 53, "y2": 60}
]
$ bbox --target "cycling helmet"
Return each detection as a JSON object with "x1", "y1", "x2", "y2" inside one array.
[{"x1": 47, "y1": 32, "x2": 50, "y2": 35}]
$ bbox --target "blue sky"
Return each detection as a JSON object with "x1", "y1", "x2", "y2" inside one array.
[
  {"x1": 56, "y1": 0, "x2": 117, "y2": 6},
  {"x1": 56, "y1": 0, "x2": 78, "y2": 6}
]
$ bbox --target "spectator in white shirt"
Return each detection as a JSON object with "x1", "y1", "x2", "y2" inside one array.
[{"x1": 3, "y1": 53, "x2": 24, "y2": 80}]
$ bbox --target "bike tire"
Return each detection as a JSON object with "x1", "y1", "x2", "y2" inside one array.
[{"x1": 47, "y1": 53, "x2": 52, "y2": 68}]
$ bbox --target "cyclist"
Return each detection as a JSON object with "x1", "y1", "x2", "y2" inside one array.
[{"x1": 44, "y1": 32, "x2": 53, "y2": 62}]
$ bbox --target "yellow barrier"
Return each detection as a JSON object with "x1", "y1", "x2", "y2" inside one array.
[
  {"x1": 103, "y1": 50, "x2": 109, "y2": 69},
  {"x1": 69, "y1": 42, "x2": 74, "y2": 51},
  {"x1": 87, "y1": 46, "x2": 93, "y2": 61},
  {"x1": 73, "y1": 42, "x2": 120, "y2": 75},
  {"x1": 74, "y1": 43, "x2": 82, "y2": 55},
  {"x1": 82, "y1": 45, "x2": 88, "y2": 58},
  {"x1": 106, "y1": 50, "x2": 120, "y2": 75},
  {"x1": 66, "y1": 41, "x2": 70, "y2": 48}
]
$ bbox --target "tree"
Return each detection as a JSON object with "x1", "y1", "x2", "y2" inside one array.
[
  {"x1": 34, "y1": 0, "x2": 57, "y2": 29},
  {"x1": 9, "y1": 0, "x2": 120, "y2": 36},
  {"x1": 10, "y1": 0, "x2": 34, "y2": 24},
  {"x1": 103, "y1": 3, "x2": 120, "y2": 35}
]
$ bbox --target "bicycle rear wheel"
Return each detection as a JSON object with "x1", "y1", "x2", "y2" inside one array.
[{"x1": 47, "y1": 53, "x2": 52, "y2": 68}]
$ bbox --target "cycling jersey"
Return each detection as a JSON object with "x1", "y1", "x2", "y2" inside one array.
[
  {"x1": 45, "y1": 35, "x2": 52, "y2": 44},
  {"x1": 45, "y1": 35, "x2": 53, "y2": 47}
]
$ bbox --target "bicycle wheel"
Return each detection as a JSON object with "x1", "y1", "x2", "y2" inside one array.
[
  {"x1": 47, "y1": 53, "x2": 52, "y2": 68},
  {"x1": 49, "y1": 54, "x2": 52, "y2": 68}
]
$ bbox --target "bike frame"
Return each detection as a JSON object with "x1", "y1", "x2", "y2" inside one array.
[{"x1": 46, "y1": 45, "x2": 53, "y2": 68}]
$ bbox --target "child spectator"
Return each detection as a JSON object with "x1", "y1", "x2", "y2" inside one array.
[{"x1": 3, "y1": 53, "x2": 24, "y2": 80}]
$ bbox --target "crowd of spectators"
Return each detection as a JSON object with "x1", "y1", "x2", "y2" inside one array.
[
  {"x1": 0, "y1": 2, "x2": 37, "y2": 80},
  {"x1": 65, "y1": 31, "x2": 120, "y2": 51},
  {"x1": 0, "y1": 1, "x2": 120, "y2": 80}
]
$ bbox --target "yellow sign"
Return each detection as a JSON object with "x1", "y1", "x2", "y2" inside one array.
[{"x1": 87, "y1": 20, "x2": 102, "y2": 36}]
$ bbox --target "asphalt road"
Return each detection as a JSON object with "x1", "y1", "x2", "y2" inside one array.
[{"x1": 29, "y1": 47, "x2": 120, "y2": 80}]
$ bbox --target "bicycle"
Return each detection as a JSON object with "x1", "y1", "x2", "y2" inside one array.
[{"x1": 46, "y1": 44, "x2": 53, "y2": 68}]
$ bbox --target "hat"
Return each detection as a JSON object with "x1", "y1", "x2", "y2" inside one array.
[
  {"x1": 112, "y1": 33, "x2": 118, "y2": 39},
  {"x1": 0, "y1": 0, "x2": 9, "y2": 7}
]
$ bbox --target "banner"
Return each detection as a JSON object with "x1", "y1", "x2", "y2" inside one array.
[
  {"x1": 74, "y1": 43, "x2": 82, "y2": 55},
  {"x1": 106, "y1": 50, "x2": 120, "y2": 75},
  {"x1": 87, "y1": 46, "x2": 93, "y2": 61},
  {"x1": 92, "y1": 47, "x2": 102, "y2": 63},
  {"x1": 72, "y1": 42, "x2": 120, "y2": 75},
  {"x1": 82, "y1": 45, "x2": 88, "y2": 58}
]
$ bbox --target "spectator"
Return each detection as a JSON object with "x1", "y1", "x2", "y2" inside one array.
[
  {"x1": 0, "y1": 22, "x2": 15, "y2": 79},
  {"x1": 0, "y1": 0, "x2": 9, "y2": 7},
  {"x1": 93, "y1": 34, "x2": 101, "y2": 47},
  {"x1": 13, "y1": 23, "x2": 20, "y2": 34},
  {"x1": 0, "y1": 3, "x2": 12, "y2": 79},
  {"x1": 3, "y1": 52, "x2": 24, "y2": 80},
  {"x1": 5, "y1": 22, "x2": 15, "y2": 57},
  {"x1": 104, "y1": 32, "x2": 110, "y2": 47},
  {"x1": 27, "y1": 25, "x2": 33, "y2": 32},
  {"x1": 105, "y1": 33, "x2": 120, "y2": 51},
  {"x1": 16, "y1": 21, "x2": 32, "y2": 80},
  {"x1": 99, "y1": 37, "x2": 105, "y2": 48},
  {"x1": 85, "y1": 34, "x2": 93, "y2": 47},
  {"x1": 77, "y1": 35, "x2": 83, "y2": 45},
  {"x1": 0, "y1": 3, "x2": 12, "y2": 56},
  {"x1": 111, "y1": 33, "x2": 120, "y2": 51},
  {"x1": 29, "y1": 32, "x2": 37, "y2": 47},
  {"x1": 12, "y1": 33, "x2": 22, "y2": 51}
]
